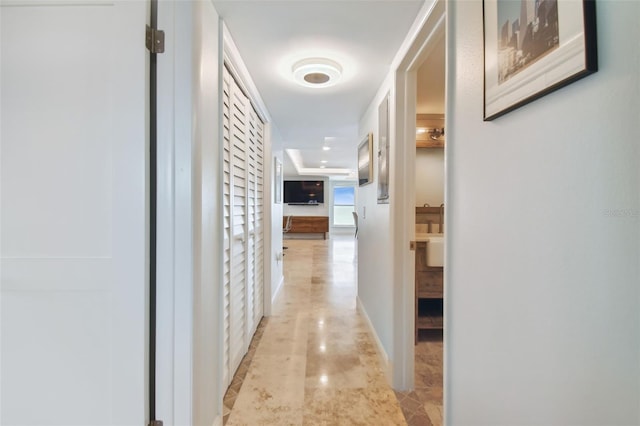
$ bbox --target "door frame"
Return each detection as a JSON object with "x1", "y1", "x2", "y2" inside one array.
[
  {"x1": 392, "y1": 0, "x2": 446, "y2": 391},
  {"x1": 222, "y1": 22, "x2": 273, "y2": 319}
]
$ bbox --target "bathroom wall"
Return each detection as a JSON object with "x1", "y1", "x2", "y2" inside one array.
[
  {"x1": 415, "y1": 148, "x2": 444, "y2": 208},
  {"x1": 446, "y1": 1, "x2": 640, "y2": 424}
]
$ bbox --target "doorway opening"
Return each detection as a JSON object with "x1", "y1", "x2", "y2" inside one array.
[{"x1": 392, "y1": 0, "x2": 446, "y2": 424}]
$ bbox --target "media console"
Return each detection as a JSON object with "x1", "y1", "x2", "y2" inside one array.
[{"x1": 283, "y1": 216, "x2": 329, "y2": 239}]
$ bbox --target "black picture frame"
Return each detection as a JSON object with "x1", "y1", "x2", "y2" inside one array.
[{"x1": 483, "y1": 0, "x2": 597, "y2": 121}]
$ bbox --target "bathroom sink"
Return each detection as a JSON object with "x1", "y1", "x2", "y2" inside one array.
[
  {"x1": 426, "y1": 236, "x2": 444, "y2": 267},
  {"x1": 415, "y1": 233, "x2": 444, "y2": 267}
]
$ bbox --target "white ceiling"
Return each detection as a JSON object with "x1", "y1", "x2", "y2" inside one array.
[{"x1": 213, "y1": 0, "x2": 426, "y2": 177}]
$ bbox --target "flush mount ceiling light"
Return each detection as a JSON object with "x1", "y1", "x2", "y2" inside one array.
[{"x1": 292, "y1": 58, "x2": 342, "y2": 88}]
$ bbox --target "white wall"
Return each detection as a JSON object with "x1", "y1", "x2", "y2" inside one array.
[
  {"x1": 356, "y1": 76, "x2": 395, "y2": 368},
  {"x1": 283, "y1": 203, "x2": 329, "y2": 217},
  {"x1": 415, "y1": 148, "x2": 444, "y2": 207},
  {"x1": 269, "y1": 132, "x2": 285, "y2": 309},
  {"x1": 446, "y1": 1, "x2": 640, "y2": 424}
]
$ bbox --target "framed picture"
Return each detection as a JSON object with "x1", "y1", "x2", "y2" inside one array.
[
  {"x1": 274, "y1": 157, "x2": 282, "y2": 203},
  {"x1": 357, "y1": 133, "x2": 373, "y2": 186},
  {"x1": 483, "y1": 0, "x2": 597, "y2": 120},
  {"x1": 377, "y1": 93, "x2": 390, "y2": 204}
]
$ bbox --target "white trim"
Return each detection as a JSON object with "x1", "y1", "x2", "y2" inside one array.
[
  {"x1": 215, "y1": 12, "x2": 226, "y2": 423},
  {"x1": 222, "y1": 23, "x2": 272, "y2": 124},
  {"x1": 156, "y1": 1, "x2": 195, "y2": 424},
  {"x1": 262, "y1": 125, "x2": 274, "y2": 317},
  {"x1": 271, "y1": 275, "x2": 285, "y2": 307},
  {"x1": 390, "y1": 0, "x2": 439, "y2": 73},
  {"x1": 391, "y1": 0, "x2": 446, "y2": 391},
  {"x1": 357, "y1": 297, "x2": 392, "y2": 384}
]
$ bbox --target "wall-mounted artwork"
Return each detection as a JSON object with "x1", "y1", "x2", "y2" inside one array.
[
  {"x1": 358, "y1": 133, "x2": 373, "y2": 187},
  {"x1": 377, "y1": 93, "x2": 390, "y2": 204},
  {"x1": 274, "y1": 157, "x2": 282, "y2": 203},
  {"x1": 483, "y1": 0, "x2": 597, "y2": 120}
]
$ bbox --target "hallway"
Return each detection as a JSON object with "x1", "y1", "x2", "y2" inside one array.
[
  {"x1": 224, "y1": 235, "x2": 442, "y2": 426},
  {"x1": 224, "y1": 236, "x2": 407, "y2": 425}
]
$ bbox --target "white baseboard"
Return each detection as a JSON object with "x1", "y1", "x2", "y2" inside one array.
[
  {"x1": 357, "y1": 297, "x2": 393, "y2": 385},
  {"x1": 271, "y1": 275, "x2": 284, "y2": 307}
]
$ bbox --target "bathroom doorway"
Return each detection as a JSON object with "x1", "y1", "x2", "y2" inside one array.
[
  {"x1": 391, "y1": 1, "x2": 446, "y2": 424},
  {"x1": 408, "y1": 29, "x2": 446, "y2": 425}
]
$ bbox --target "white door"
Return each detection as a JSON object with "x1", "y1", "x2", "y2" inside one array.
[
  {"x1": 246, "y1": 107, "x2": 257, "y2": 336},
  {"x1": 1, "y1": 2, "x2": 148, "y2": 425},
  {"x1": 221, "y1": 66, "x2": 265, "y2": 390},
  {"x1": 222, "y1": 67, "x2": 233, "y2": 388},
  {"x1": 229, "y1": 74, "x2": 249, "y2": 375},
  {"x1": 247, "y1": 106, "x2": 265, "y2": 332},
  {"x1": 222, "y1": 67, "x2": 249, "y2": 386}
]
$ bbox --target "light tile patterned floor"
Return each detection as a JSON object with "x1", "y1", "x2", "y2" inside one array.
[{"x1": 224, "y1": 236, "x2": 442, "y2": 425}]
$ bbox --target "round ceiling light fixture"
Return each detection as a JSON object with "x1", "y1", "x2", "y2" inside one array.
[{"x1": 292, "y1": 58, "x2": 342, "y2": 88}]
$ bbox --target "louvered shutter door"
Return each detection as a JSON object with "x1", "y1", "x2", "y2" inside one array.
[
  {"x1": 229, "y1": 74, "x2": 249, "y2": 376},
  {"x1": 221, "y1": 66, "x2": 265, "y2": 391},
  {"x1": 246, "y1": 107, "x2": 257, "y2": 335},
  {"x1": 222, "y1": 68, "x2": 232, "y2": 389},
  {"x1": 251, "y1": 107, "x2": 265, "y2": 325}
]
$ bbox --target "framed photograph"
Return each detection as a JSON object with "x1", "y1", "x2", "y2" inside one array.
[
  {"x1": 357, "y1": 133, "x2": 373, "y2": 187},
  {"x1": 377, "y1": 93, "x2": 390, "y2": 204},
  {"x1": 483, "y1": 0, "x2": 597, "y2": 120},
  {"x1": 274, "y1": 157, "x2": 282, "y2": 204}
]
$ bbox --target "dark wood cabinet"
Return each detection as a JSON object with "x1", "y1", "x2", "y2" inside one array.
[
  {"x1": 283, "y1": 216, "x2": 329, "y2": 239},
  {"x1": 415, "y1": 242, "x2": 443, "y2": 340}
]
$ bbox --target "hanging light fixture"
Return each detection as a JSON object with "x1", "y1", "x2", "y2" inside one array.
[{"x1": 417, "y1": 127, "x2": 445, "y2": 141}]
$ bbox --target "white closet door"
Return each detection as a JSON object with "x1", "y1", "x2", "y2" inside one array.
[
  {"x1": 255, "y1": 117, "x2": 265, "y2": 324},
  {"x1": 246, "y1": 107, "x2": 257, "y2": 335},
  {"x1": 0, "y1": 2, "x2": 147, "y2": 424},
  {"x1": 249, "y1": 107, "x2": 265, "y2": 328},
  {"x1": 222, "y1": 69, "x2": 233, "y2": 389},
  {"x1": 221, "y1": 66, "x2": 265, "y2": 391},
  {"x1": 229, "y1": 69, "x2": 249, "y2": 377}
]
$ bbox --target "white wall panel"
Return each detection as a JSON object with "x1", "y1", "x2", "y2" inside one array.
[
  {"x1": 446, "y1": 1, "x2": 640, "y2": 424},
  {"x1": 1, "y1": 2, "x2": 147, "y2": 424}
]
